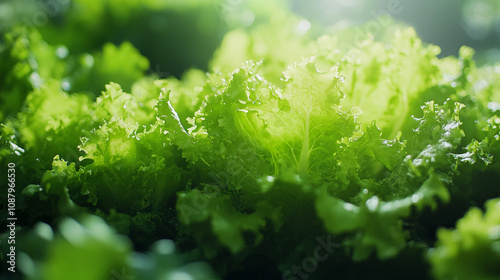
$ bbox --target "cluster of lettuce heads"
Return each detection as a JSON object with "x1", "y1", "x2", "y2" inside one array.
[{"x1": 1, "y1": 1, "x2": 500, "y2": 279}]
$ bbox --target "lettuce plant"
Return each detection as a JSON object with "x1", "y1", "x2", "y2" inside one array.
[{"x1": 0, "y1": 6, "x2": 499, "y2": 280}]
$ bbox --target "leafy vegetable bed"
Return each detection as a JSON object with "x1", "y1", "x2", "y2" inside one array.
[{"x1": 1, "y1": 3, "x2": 500, "y2": 280}]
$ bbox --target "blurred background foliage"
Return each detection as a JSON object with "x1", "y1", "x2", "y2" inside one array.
[
  {"x1": 293, "y1": 0, "x2": 500, "y2": 64},
  {"x1": 0, "y1": 0, "x2": 499, "y2": 79}
]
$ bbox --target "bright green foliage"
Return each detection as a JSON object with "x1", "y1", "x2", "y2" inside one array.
[
  {"x1": 210, "y1": 13, "x2": 314, "y2": 84},
  {"x1": 313, "y1": 29, "x2": 443, "y2": 138},
  {"x1": 77, "y1": 118, "x2": 185, "y2": 212},
  {"x1": 262, "y1": 57, "x2": 347, "y2": 176},
  {"x1": 1, "y1": 5, "x2": 500, "y2": 279},
  {"x1": 429, "y1": 199, "x2": 500, "y2": 280},
  {"x1": 313, "y1": 100, "x2": 462, "y2": 261},
  {"x1": 15, "y1": 81, "x2": 94, "y2": 167},
  {"x1": 93, "y1": 82, "x2": 156, "y2": 128},
  {"x1": 163, "y1": 69, "x2": 207, "y2": 127},
  {"x1": 159, "y1": 62, "x2": 277, "y2": 188},
  {"x1": 163, "y1": 28, "x2": 498, "y2": 268}
]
